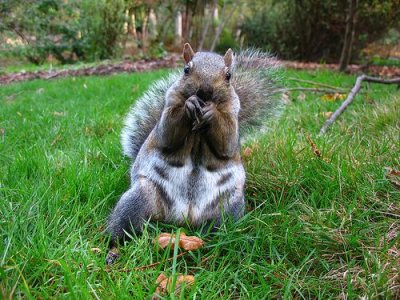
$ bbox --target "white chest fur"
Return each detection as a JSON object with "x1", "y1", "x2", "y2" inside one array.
[{"x1": 136, "y1": 153, "x2": 245, "y2": 223}]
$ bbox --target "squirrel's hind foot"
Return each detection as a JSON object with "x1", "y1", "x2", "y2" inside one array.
[{"x1": 105, "y1": 247, "x2": 120, "y2": 265}]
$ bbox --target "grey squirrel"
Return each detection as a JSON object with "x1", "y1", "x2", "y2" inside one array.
[{"x1": 106, "y1": 43, "x2": 281, "y2": 264}]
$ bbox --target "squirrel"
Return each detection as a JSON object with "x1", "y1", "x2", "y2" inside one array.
[{"x1": 105, "y1": 43, "x2": 281, "y2": 264}]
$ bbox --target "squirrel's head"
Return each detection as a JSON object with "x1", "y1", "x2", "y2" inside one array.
[{"x1": 180, "y1": 43, "x2": 235, "y2": 103}]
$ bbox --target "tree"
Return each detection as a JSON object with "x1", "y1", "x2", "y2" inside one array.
[{"x1": 339, "y1": 0, "x2": 359, "y2": 72}]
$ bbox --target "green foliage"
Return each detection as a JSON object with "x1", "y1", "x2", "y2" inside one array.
[
  {"x1": 241, "y1": 0, "x2": 400, "y2": 62},
  {"x1": 215, "y1": 28, "x2": 239, "y2": 53},
  {"x1": 78, "y1": 0, "x2": 126, "y2": 60},
  {"x1": 1, "y1": 69, "x2": 399, "y2": 298},
  {"x1": 1, "y1": 0, "x2": 126, "y2": 64}
]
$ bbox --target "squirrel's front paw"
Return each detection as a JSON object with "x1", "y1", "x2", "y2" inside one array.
[
  {"x1": 185, "y1": 95, "x2": 205, "y2": 123},
  {"x1": 192, "y1": 102, "x2": 216, "y2": 131}
]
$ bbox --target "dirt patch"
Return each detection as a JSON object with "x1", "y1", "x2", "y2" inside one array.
[
  {"x1": 0, "y1": 55, "x2": 179, "y2": 85},
  {"x1": 283, "y1": 61, "x2": 400, "y2": 78},
  {"x1": 1, "y1": 55, "x2": 399, "y2": 85}
]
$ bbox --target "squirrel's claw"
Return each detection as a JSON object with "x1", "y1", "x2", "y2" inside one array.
[
  {"x1": 192, "y1": 102, "x2": 215, "y2": 131},
  {"x1": 105, "y1": 248, "x2": 120, "y2": 265},
  {"x1": 185, "y1": 95, "x2": 204, "y2": 124}
]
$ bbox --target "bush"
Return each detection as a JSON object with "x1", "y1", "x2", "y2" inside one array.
[
  {"x1": 1, "y1": 0, "x2": 126, "y2": 64},
  {"x1": 78, "y1": 0, "x2": 125, "y2": 61},
  {"x1": 241, "y1": 0, "x2": 400, "y2": 62}
]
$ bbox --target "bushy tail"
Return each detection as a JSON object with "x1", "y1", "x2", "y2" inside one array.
[
  {"x1": 233, "y1": 49, "x2": 282, "y2": 139},
  {"x1": 121, "y1": 50, "x2": 282, "y2": 160},
  {"x1": 121, "y1": 72, "x2": 180, "y2": 159}
]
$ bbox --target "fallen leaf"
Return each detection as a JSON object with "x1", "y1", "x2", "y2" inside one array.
[
  {"x1": 242, "y1": 147, "x2": 253, "y2": 158},
  {"x1": 385, "y1": 167, "x2": 400, "y2": 177},
  {"x1": 321, "y1": 111, "x2": 333, "y2": 119},
  {"x1": 0, "y1": 128, "x2": 4, "y2": 142},
  {"x1": 385, "y1": 167, "x2": 400, "y2": 189},
  {"x1": 321, "y1": 93, "x2": 346, "y2": 101},
  {"x1": 297, "y1": 92, "x2": 306, "y2": 101},
  {"x1": 90, "y1": 247, "x2": 102, "y2": 254},
  {"x1": 305, "y1": 132, "x2": 321, "y2": 158},
  {"x1": 53, "y1": 111, "x2": 66, "y2": 117},
  {"x1": 155, "y1": 232, "x2": 203, "y2": 251},
  {"x1": 282, "y1": 93, "x2": 291, "y2": 104},
  {"x1": 154, "y1": 273, "x2": 195, "y2": 298}
]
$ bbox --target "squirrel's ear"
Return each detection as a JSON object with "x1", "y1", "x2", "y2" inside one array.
[
  {"x1": 183, "y1": 43, "x2": 195, "y2": 64},
  {"x1": 224, "y1": 48, "x2": 234, "y2": 68}
]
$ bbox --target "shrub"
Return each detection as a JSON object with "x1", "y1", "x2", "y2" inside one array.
[{"x1": 241, "y1": 0, "x2": 400, "y2": 62}]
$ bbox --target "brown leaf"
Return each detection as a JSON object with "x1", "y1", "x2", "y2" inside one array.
[
  {"x1": 282, "y1": 93, "x2": 291, "y2": 104},
  {"x1": 385, "y1": 167, "x2": 400, "y2": 189},
  {"x1": 155, "y1": 232, "x2": 203, "y2": 251},
  {"x1": 242, "y1": 147, "x2": 253, "y2": 158},
  {"x1": 0, "y1": 128, "x2": 4, "y2": 142},
  {"x1": 53, "y1": 111, "x2": 66, "y2": 116},
  {"x1": 321, "y1": 111, "x2": 333, "y2": 119},
  {"x1": 154, "y1": 273, "x2": 195, "y2": 298},
  {"x1": 305, "y1": 132, "x2": 321, "y2": 158},
  {"x1": 90, "y1": 247, "x2": 102, "y2": 254},
  {"x1": 321, "y1": 93, "x2": 346, "y2": 102},
  {"x1": 297, "y1": 92, "x2": 306, "y2": 101}
]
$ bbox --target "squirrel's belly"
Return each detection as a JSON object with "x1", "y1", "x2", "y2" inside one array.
[{"x1": 139, "y1": 156, "x2": 245, "y2": 224}]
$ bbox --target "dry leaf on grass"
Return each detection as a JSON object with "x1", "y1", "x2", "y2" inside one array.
[
  {"x1": 242, "y1": 147, "x2": 253, "y2": 158},
  {"x1": 155, "y1": 232, "x2": 203, "y2": 251},
  {"x1": 297, "y1": 92, "x2": 306, "y2": 101},
  {"x1": 321, "y1": 111, "x2": 333, "y2": 119},
  {"x1": 53, "y1": 111, "x2": 66, "y2": 117},
  {"x1": 90, "y1": 247, "x2": 102, "y2": 254},
  {"x1": 154, "y1": 273, "x2": 195, "y2": 298},
  {"x1": 385, "y1": 167, "x2": 400, "y2": 188},
  {"x1": 321, "y1": 93, "x2": 346, "y2": 101}
]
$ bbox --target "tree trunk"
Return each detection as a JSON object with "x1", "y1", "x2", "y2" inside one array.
[
  {"x1": 210, "y1": 0, "x2": 237, "y2": 52},
  {"x1": 130, "y1": 12, "x2": 137, "y2": 39},
  {"x1": 198, "y1": 0, "x2": 217, "y2": 51},
  {"x1": 175, "y1": 10, "x2": 182, "y2": 47},
  {"x1": 148, "y1": 8, "x2": 158, "y2": 41},
  {"x1": 141, "y1": 12, "x2": 149, "y2": 49},
  {"x1": 338, "y1": 0, "x2": 358, "y2": 72}
]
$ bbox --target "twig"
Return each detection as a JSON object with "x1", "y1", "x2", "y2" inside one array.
[
  {"x1": 288, "y1": 77, "x2": 347, "y2": 91},
  {"x1": 105, "y1": 251, "x2": 189, "y2": 273},
  {"x1": 319, "y1": 75, "x2": 400, "y2": 135},
  {"x1": 305, "y1": 132, "x2": 322, "y2": 158},
  {"x1": 273, "y1": 87, "x2": 345, "y2": 95}
]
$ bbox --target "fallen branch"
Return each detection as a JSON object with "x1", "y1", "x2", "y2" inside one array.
[
  {"x1": 288, "y1": 77, "x2": 348, "y2": 92},
  {"x1": 319, "y1": 75, "x2": 400, "y2": 135},
  {"x1": 273, "y1": 87, "x2": 346, "y2": 95}
]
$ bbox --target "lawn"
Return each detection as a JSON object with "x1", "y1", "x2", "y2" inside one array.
[{"x1": 1, "y1": 68, "x2": 399, "y2": 299}]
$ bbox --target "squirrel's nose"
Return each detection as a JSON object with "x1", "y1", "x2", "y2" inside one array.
[{"x1": 196, "y1": 85, "x2": 213, "y2": 102}]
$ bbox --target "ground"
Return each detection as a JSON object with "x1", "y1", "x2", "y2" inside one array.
[{"x1": 0, "y1": 69, "x2": 399, "y2": 298}]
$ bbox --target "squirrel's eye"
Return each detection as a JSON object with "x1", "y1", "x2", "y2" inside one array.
[
  {"x1": 226, "y1": 71, "x2": 231, "y2": 81},
  {"x1": 184, "y1": 65, "x2": 190, "y2": 74}
]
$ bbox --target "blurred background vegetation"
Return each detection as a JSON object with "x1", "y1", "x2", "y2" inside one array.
[{"x1": 0, "y1": 0, "x2": 399, "y2": 68}]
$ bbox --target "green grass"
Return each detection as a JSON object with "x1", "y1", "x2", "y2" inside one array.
[{"x1": 1, "y1": 69, "x2": 399, "y2": 299}]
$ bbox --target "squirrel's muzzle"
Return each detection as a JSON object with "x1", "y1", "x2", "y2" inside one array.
[{"x1": 196, "y1": 86, "x2": 213, "y2": 103}]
